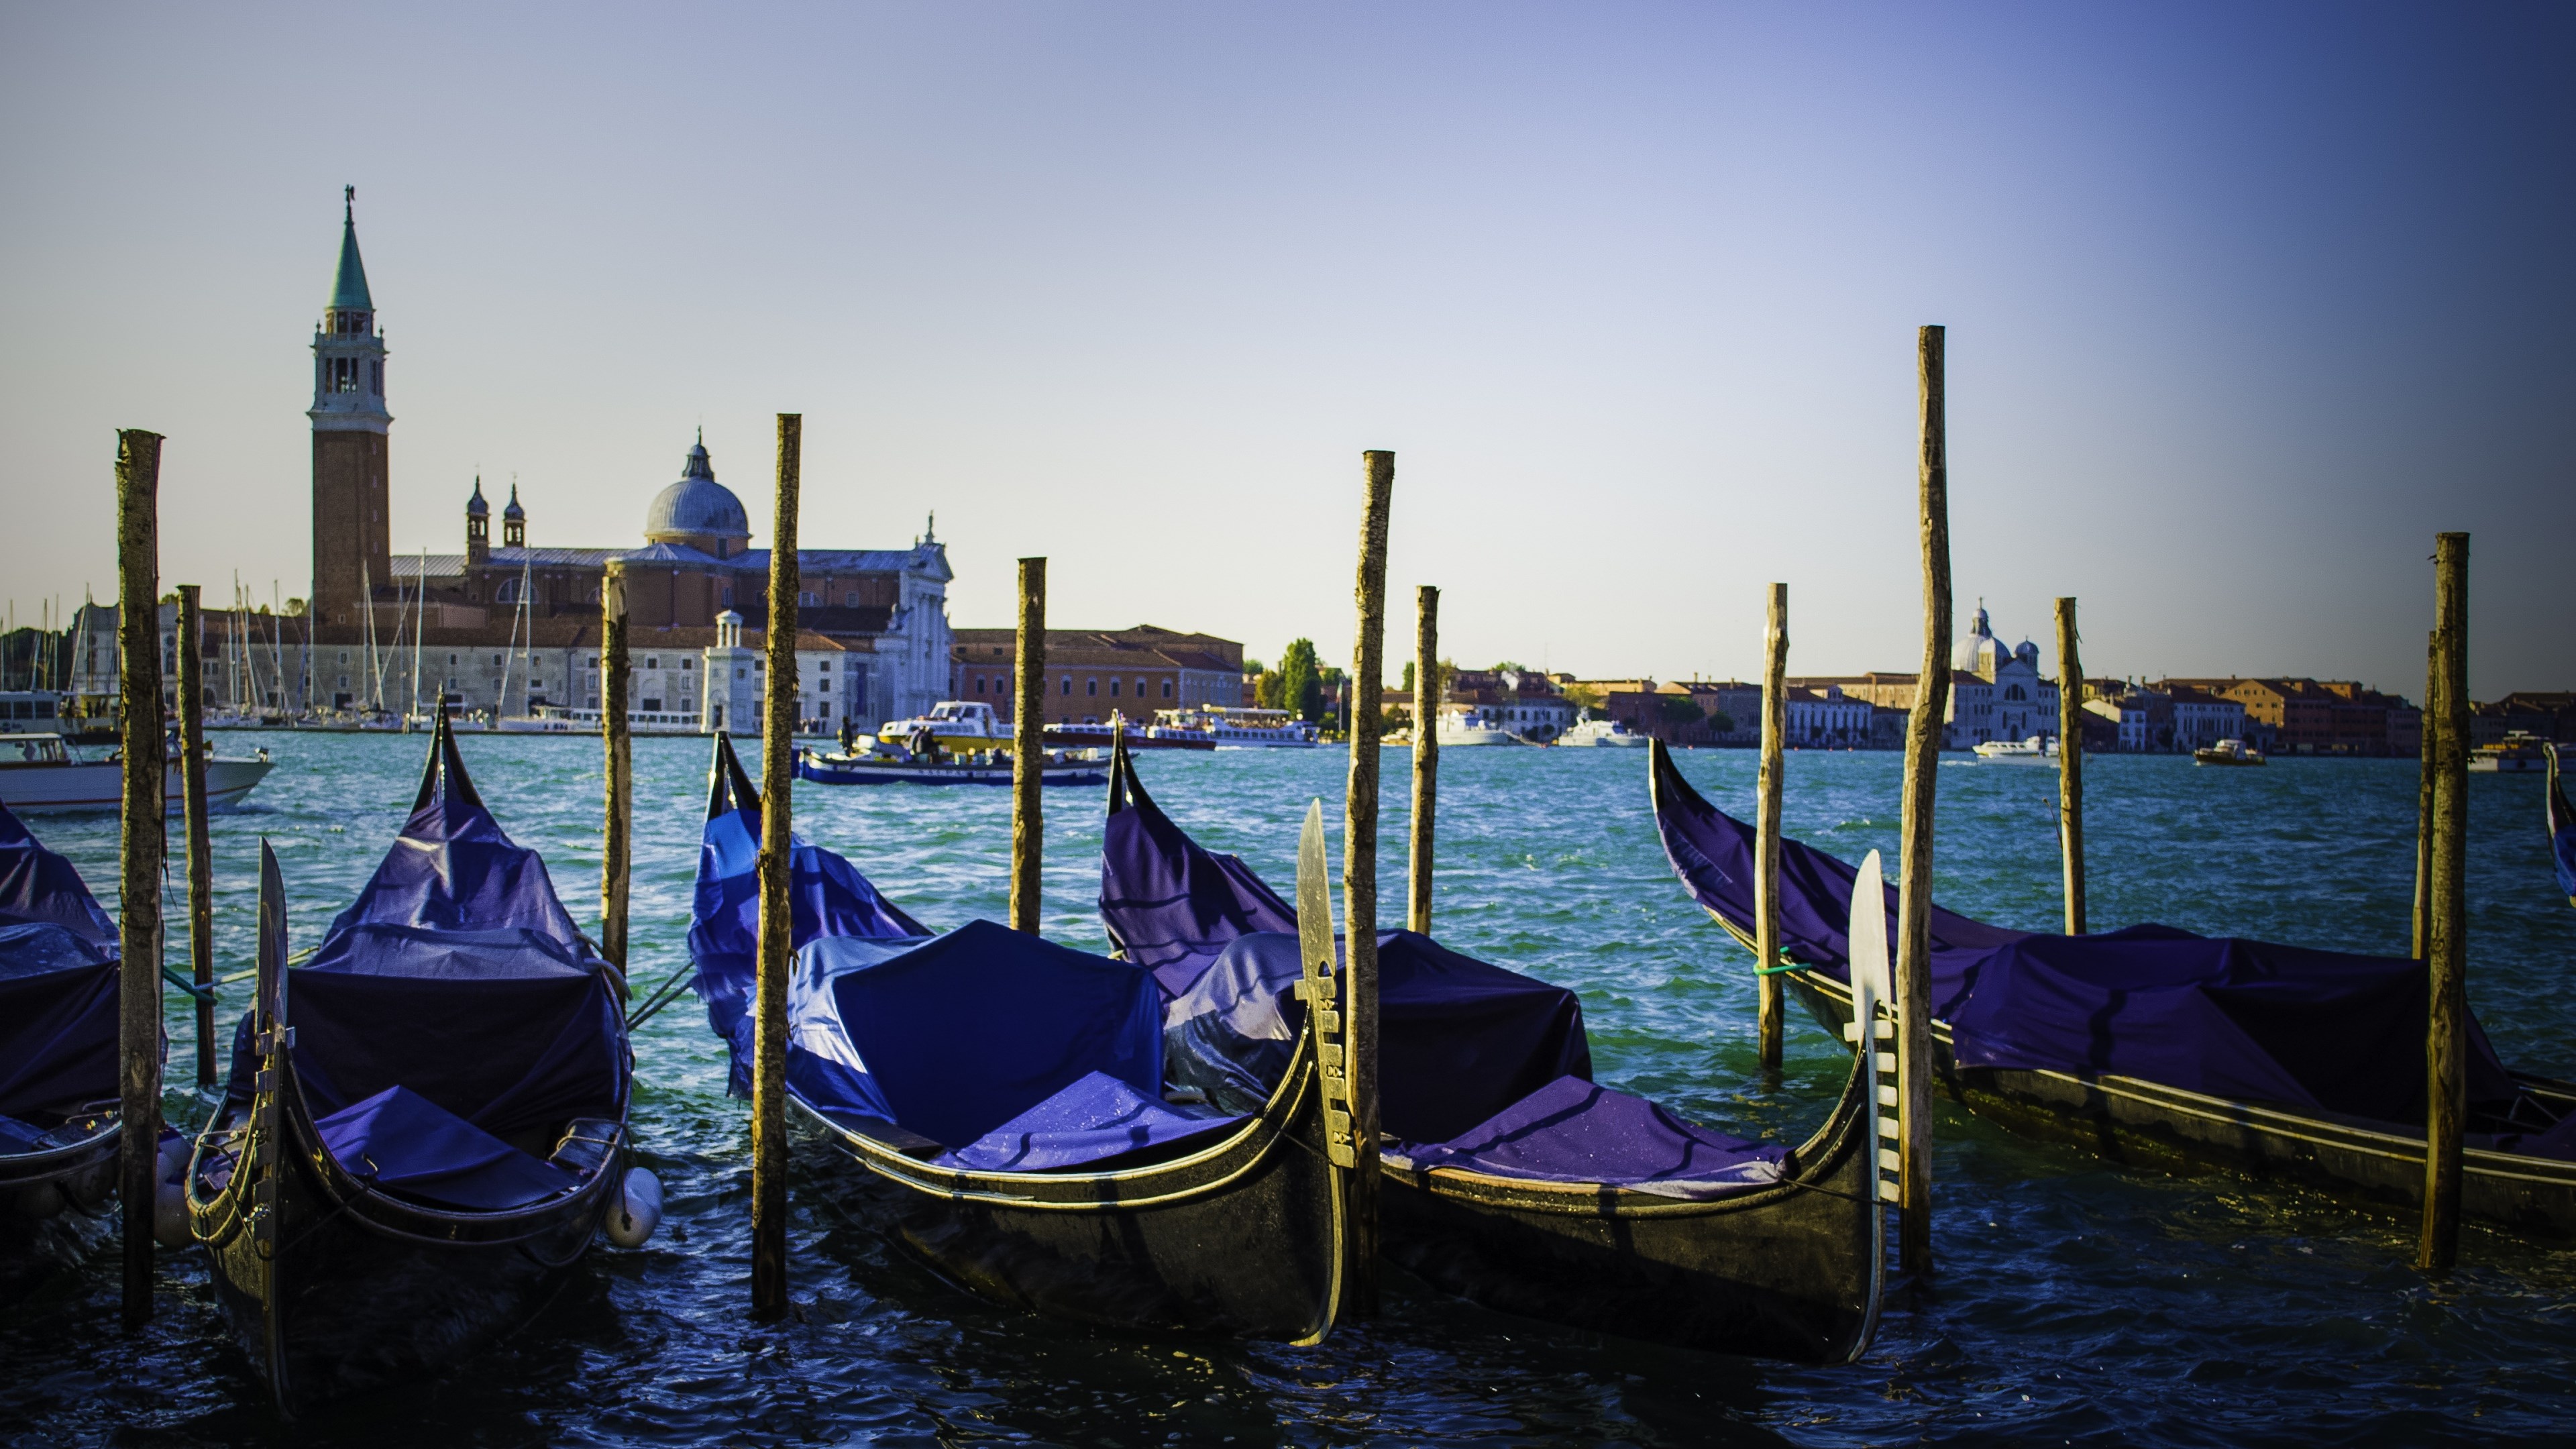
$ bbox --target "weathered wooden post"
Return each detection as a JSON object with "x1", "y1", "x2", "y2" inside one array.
[
  {"x1": 1011, "y1": 557, "x2": 1046, "y2": 932},
  {"x1": 1894, "y1": 327, "x2": 1951, "y2": 1276},
  {"x1": 1342, "y1": 449, "x2": 1395, "y2": 1313},
  {"x1": 601, "y1": 561, "x2": 631, "y2": 975},
  {"x1": 1755, "y1": 582, "x2": 1788, "y2": 1071},
  {"x1": 2419, "y1": 532, "x2": 2469, "y2": 1272},
  {"x1": 115, "y1": 429, "x2": 166, "y2": 1328},
  {"x1": 751, "y1": 413, "x2": 802, "y2": 1317},
  {"x1": 176, "y1": 584, "x2": 216, "y2": 1090},
  {"x1": 2056, "y1": 596, "x2": 2086, "y2": 936},
  {"x1": 1407, "y1": 585, "x2": 1438, "y2": 936},
  {"x1": 2412, "y1": 629, "x2": 2436, "y2": 960}
]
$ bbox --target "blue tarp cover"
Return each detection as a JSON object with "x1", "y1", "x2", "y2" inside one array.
[
  {"x1": 933, "y1": 1071, "x2": 1238, "y2": 1173},
  {"x1": 1098, "y1": 773, "x2": 1298, "y2": 1000},
  {"x1": 1648, "y1": 744, "x2": 2519, "y2": 1121},
  {"x1": 315, "y1": 1085, "x2": 578, "y2": 1210},
  {"x1": 1391, "y1": 1075, "x2": 1786, "y2": 1199},
  {"x1": 242, "y1": 729, "x2": 626, "y2": 1193},
  {"x1": 0, "y1": 802, "x2": 120, "y2": 1124},
  {"x1": 2549, "y1": 755, "x2": 2576, "y2": 904}
]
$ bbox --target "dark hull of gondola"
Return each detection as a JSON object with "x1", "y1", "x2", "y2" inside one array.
[
  {"x1": 0, "y1": 1108, "x2": 119, "y2": 1297},
  {"x1": 1377, "y1": 1046, "x2": 1883, "y2": 1364},
  {"x1": 1776, "y1": 967, "x2": 2576, "y2": 1237},
  {"x1": 803, "y1": 1026, "x2": 1344, "y2": 1342}
]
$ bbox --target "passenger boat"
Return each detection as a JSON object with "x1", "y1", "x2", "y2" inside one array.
[
  {"x1": 2547, "y1": 743, "x2": 2575, "y2": 910},
  {"x1": 499, "y1": 703, "x2": 703, "y2": 735},
  {"x1": 1971, "y1": 734, "x2": 2055, "y2": 762},
  {"x1": 1646, "y1": 740, "x2": 2576, "y2": 1236},
  {"x1": 0, "y1": 800, "x2": 125, "y2": 1296},
  {"x1": 1148, "y1": 706, "x2": 1323, "y2": 749},
  {"x1": 1046, "y1": 714, "x2": 1215, "y2": 751},
  {"x1": 875, "y1": 700, "x2": 1010, "y2": 750},
  {"x1": 796, "y1": 743, "x2": 1106, "y2": 787},
  {"x1": 0, "y1": 732, "x2": 274, "y2": 814},
  {"x1": 1100, "y1": 741, "x2": 1890, "y2": 1362},
  {"x1": 2193, "y1": 737, "x2": 2266, "y2": 766},
  {"x1": 686, "y1": 734, "x2": 1345, "y2": 1340},
  {"x1": 187, "y1": 714, "x2": 637, "y2": 1411},
  {"x1": 2470, "y1": 731, "x2": 2551, "y2": 773},
  {"x1": 1554, "y1": 712, "x2": 1650, "y2": 747},
  {"x1": 1432, "y1": 710, "x2": 1522, "y2": 747}
]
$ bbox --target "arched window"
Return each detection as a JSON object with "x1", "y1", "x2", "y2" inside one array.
[
  {"x1": 1086, "y1": 678, "x2": 1098, "y2": 696},
  {"x1": 1109, "y1": 679, "x2": 1120, "y2": 697},
  {"x1": 2004, "y1": 685, "x2": 2026, "y2": 702},
  {"x1": 1061, "y1": 677, "x2": 1072, "y2": 696}
]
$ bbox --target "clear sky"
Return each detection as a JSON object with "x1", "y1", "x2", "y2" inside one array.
[{"x1": 3, "y1": 3, "x2": 2569, "y2": 696}]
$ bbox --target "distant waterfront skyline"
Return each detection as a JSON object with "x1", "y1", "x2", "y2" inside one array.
[{"x1": 2, "y1": 4, "x2": 2569, "y2": 696}]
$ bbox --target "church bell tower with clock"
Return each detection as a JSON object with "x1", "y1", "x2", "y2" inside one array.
[{"x1": 310, "y1": 186, "x2": 392, "y2": 627}]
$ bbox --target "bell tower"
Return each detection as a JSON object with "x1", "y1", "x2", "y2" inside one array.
[{"x1": 310, "y1": 186, "x2": 392, "y2": 627}]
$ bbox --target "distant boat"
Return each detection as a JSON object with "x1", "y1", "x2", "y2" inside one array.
[
  {"x1": 2471, "y1": 732, "x2": 2551, "y2": 773},
  {"x1": 875, "y1": 700, "x2": 1009, "y2": 751},
  {"x1": 1045, "y1": 713, "x2": 1214, "y2": 751},
  {"x1": 1434, "y1": 712, "x2": 1521, "y2": 747},
  {"x1": 798, "y1": 744, "x2": 1106, "y2": 787},
  {"x1": 2193, "y1": 738, "x2": 2265, "y2": 767},
  {"x1": 1148, "y1": 706, "x2": 1322, "y2": 749},
  {"x1": 0, "y1": 732, "x2": 274, "y2": 814},
  {"x1": 1972, "y1": 734, "x2": 2055, "y2": 763},
  {"x1": 1555, "y1": 712, "x2": 1650, "y2": 748},
  {"x1": 2548, "y1": 743, "x2": 2575, "y2": 910}
]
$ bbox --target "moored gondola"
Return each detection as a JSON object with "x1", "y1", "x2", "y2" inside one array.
[
  {"x1": 687, "y1": 733, "x2": 1344, "y2": 1340},
  {"x1": 0, "y1": 800, "x2": 127, "y2": 1295},
  {"x1": 1646, "y1": 739, "x2": 2576, "y2": 1236},
  {"x1": 186, "y1": 713, "x2": 636, "y2": 1412},
  {"x1": 2548, "y1": 742, "x2": 2575, "y2": 910},
  {"x1": 1099, "y1": 741, "x2": 1890, "y2": 1363}
]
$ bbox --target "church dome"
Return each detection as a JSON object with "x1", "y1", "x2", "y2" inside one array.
[{"x1": 643, "y1": 435, "x2": 750, "y2": 548}]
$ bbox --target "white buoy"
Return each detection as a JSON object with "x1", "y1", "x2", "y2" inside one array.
[
  {"x1": 157, "y1": 1132, "x2": 190, "y2": 1184},
  {"x1": 604, "y1": 1167, "x2": 661, "y2": 1248}
]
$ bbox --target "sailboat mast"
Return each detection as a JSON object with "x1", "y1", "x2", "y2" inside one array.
[
  {"x1": 362, "y1": 558, "x2": 381, "y2": 712},
  {"x1": 410, "y1": 549, "x2": 427, "y2": 724}
]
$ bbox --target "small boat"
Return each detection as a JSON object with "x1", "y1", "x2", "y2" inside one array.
[
  {"x1": 1101, "y1": 741, "x2": 1889, "y2": 1362},
  {"x1": 686, "y1": 734, "x2": 1346, "y2": 1340},
  {"x1": 0, "y1": 732, "x2": 275, "y2": 815},
  {"x1": 2547, "y1": 743, "x2": 2575, "y2": 910},
  {"x1": 796, "y1": 743, "x2": 1106, "y2": 787},
  {"x1": 1147, "y1": 706, "x2": 1323, "y2": 749},
  {"x1": 2470, "y1": 731, "x2": 2551, "y2": 773},
  {"x1": 2193, "y1": 738, "x2": 2265, "y2": 767},
  {"x1": 187, "y1": 713, "x2": 639, "y2": 1411},
  {"x1": 1646, "y1": 740, "x2": 2576, "y2": 1236},
  {"x1": 1971, "y1": 734, "x2": 2055, "y2": 762},
  {"x1": 0, "y1": 800, "x2": 125, "y2": 1297},
  {"x1": 1433, "y1": 709, "x2": 1522, "y2": 747},
  {"x1": 875, "y1": 700, "x2": 1010, "y2": 751},
  {"x1": 1554, "y1": 712, "x2": 1651, "y2": 748}
]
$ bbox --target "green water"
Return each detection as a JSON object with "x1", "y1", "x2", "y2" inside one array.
[{"x1": 5, "y1": 733, "x2": 2573, "y2": 1446}]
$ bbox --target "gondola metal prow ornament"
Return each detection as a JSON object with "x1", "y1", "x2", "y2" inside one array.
[
  {"x1": 1841, "y1": 849, "x2": 1900, "y2": 1211},
  {"x1": 1295, "y1": 799, "x2": 1357, "y2": 1170}
]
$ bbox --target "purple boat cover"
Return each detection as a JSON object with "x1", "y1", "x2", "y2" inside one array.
[
  {"x1": 1393, "y1": 1075, "x2": 1785, "y2": 1199},
  {"x1": 315, "y1": 1084, "x2": 578, "y2": 1211},
  {"x1": 1098, "y1": 756, "x2": 1297, "y2": 999},
  {"x1": 2548, "y1": 747, "x2": 2576, "y2": 906},
  {"x1": 933, "y1": 1070, "x2": 1239, "y2": 1173},
  {"x1": 238, "y1": 723, "x2": 627, "y2": 1193},
  {"x1": 0, "y1": 802, "x2": 121, "y2": 1126},
  {"x1": 1648, "y1": 742, "x2": 2518, "y2": 1120}
]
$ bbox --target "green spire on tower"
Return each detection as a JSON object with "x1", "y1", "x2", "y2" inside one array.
[{"x1": 330, "y1": 184, "x2": 373, "y2": 311}]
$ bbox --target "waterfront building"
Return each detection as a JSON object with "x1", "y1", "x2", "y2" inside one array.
[
  {"x1": 949, "y1": 626, "x2": 1244, "y2": 726},
  {"x1": 2155, "y1": 678, "x2": 2416, "y2": 757}
]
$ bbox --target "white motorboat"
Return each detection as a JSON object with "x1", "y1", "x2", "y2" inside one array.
[
  {"x1": 1971, "y1": 734, "x2": 2057, "y2": 762},
  {"x1": 1554, "y1": 713, "x2": 1650, "y2": 748},
  {"x1": 0, "y1": 733, "x2": 276, "y2": 815},
  {"x1": 494, "y1": 704, "x2": 704, "y2": 736},
  {"x1": 1147, "y1": 707, "x2": 1322, "y2": 749},
  {"x1": 1434, "y1": 710, "x2": 1521, "y2": 747},
  {"x1": 2192, "y1": 738, "x2": 2266, "y2": 767}
]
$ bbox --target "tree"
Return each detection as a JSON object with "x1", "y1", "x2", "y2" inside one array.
[
  {"x1": 1277, "y1": 639, "x2": 1326, "y2": 724},
  {"x1": 1658, "y1": 694, "x2": 1705, "y2": 728},
  {"x1": 1708, "y1": 712, "x2": 1737, "y2": 736},
  {"x1": 1400, "y1": 661, "x2": 1413, "y2": 694},
  {"x1": 1255, "y1": 670, "x2": 1284, "y2": 710}
]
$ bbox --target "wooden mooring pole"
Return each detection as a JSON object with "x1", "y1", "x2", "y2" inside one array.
[
  {"x1": 1894, "y1": 327, "x2": 1951, "y2": 1277},
  {"x1": 1755, "y1": 582, "x2": 1788, "y2": 1071},
  {"x1": 1342, "y1": 449, "x2": 1395, "y2": 1314},
  {"x1": 177, "y1": 584, "x2": 216, "y2": 1091},
  {"x1": 601, "y1": 561, "x2": 631, "y2": 975},
  {"x1": 2412, "y1": 629, "x2": 2436, "y2": 961},
  {"x1": 2056, "y1": 596, "x2": 2086, "y2": 936},
  {"x1": 751, "y1": 413, "x2": 802, "y2": 1318},
  {"x1": 2418, "y1": 532, "x2": 2469, "y2": 1273},
  {"x1": 1407, "y1": 585, "x2": 1438, "y2": 936},
  {"x1": 115, "y1": 429, "x2": 166, "y2": 1328},
  {"x1": 1011, "y1": 557, "x2": 1046, "y2": 933}
]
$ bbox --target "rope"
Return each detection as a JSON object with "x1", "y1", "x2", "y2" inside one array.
[
  {"x1": 1756, "y1": 960, "x2": 1811, "y2": 976},
  {"x1": 624, "y1": 961, "x2": 700, "y2": 1031},
  {"x1": 161, "y1": 963, "x2": 215, "y2": 1003}
]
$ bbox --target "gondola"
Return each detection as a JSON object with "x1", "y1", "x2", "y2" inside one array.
[
  {"x1": 686, "y1": 733, "x2": 1344, "y2": 1340},
  {"x1": 186, "y1": 712, "x2": 635, "y2": 1411},
  {"x1": 0, "y1": 800, "x2": 126, "y2": 1294},
  {"x1": 1099, "y1": 741, "x2": 1890, "y2": 1363},
  {"x1": 1646, "y1": 739, "x2": 2576, "y2": 1236},
  {"x1": 2548, "y1": 742, "x2": 2575, "y2": 910}
]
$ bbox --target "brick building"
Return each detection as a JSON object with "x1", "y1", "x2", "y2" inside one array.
[{"x1": 950, "y1": 625, "x2": 1243, "y2": 726}]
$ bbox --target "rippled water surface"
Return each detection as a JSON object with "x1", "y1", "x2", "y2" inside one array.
[{"x1": 7, "y1": 735, "x2": 2574, "y2": 1446}]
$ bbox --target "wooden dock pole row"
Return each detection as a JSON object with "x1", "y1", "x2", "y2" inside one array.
[
  {"x1": 2419, "y1": 532, "x2": 2469, "y2": 1273},
  {"x1": 1011, "y1": 557, "x2": 1046, "y2": 933},
  {"x1": 751, "y1": 414, "x2": 802, "y2": 1318},
  {"x1": 115, "y1": 429, "x2": 167, "y2": 1330},
  {"x1": 1755, "y1": 582, "x2": 1788, "y2": 1073},
  {"x1": 1340, "y1": 449, "x2": 1395, "y2": 1316},
  {"x1": 176, "y1": 584, "x2": 217, "y2": 1092},
  {"x1": 2056, "y1": 596, "x2": 2085, "y2": 937},
  {"x1": 1408, "y1": 585, "x2": 1438, "y2": 936},
  {"x1": 2413, "y1": 629, "x2": 2436, "y2": 961},
  {"x1": 602, "y1": 561, "x2": 631, "y2": 975},
  {"x1": 1894, "y1": 326, "x2": 1951, "y2": 1277}
]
